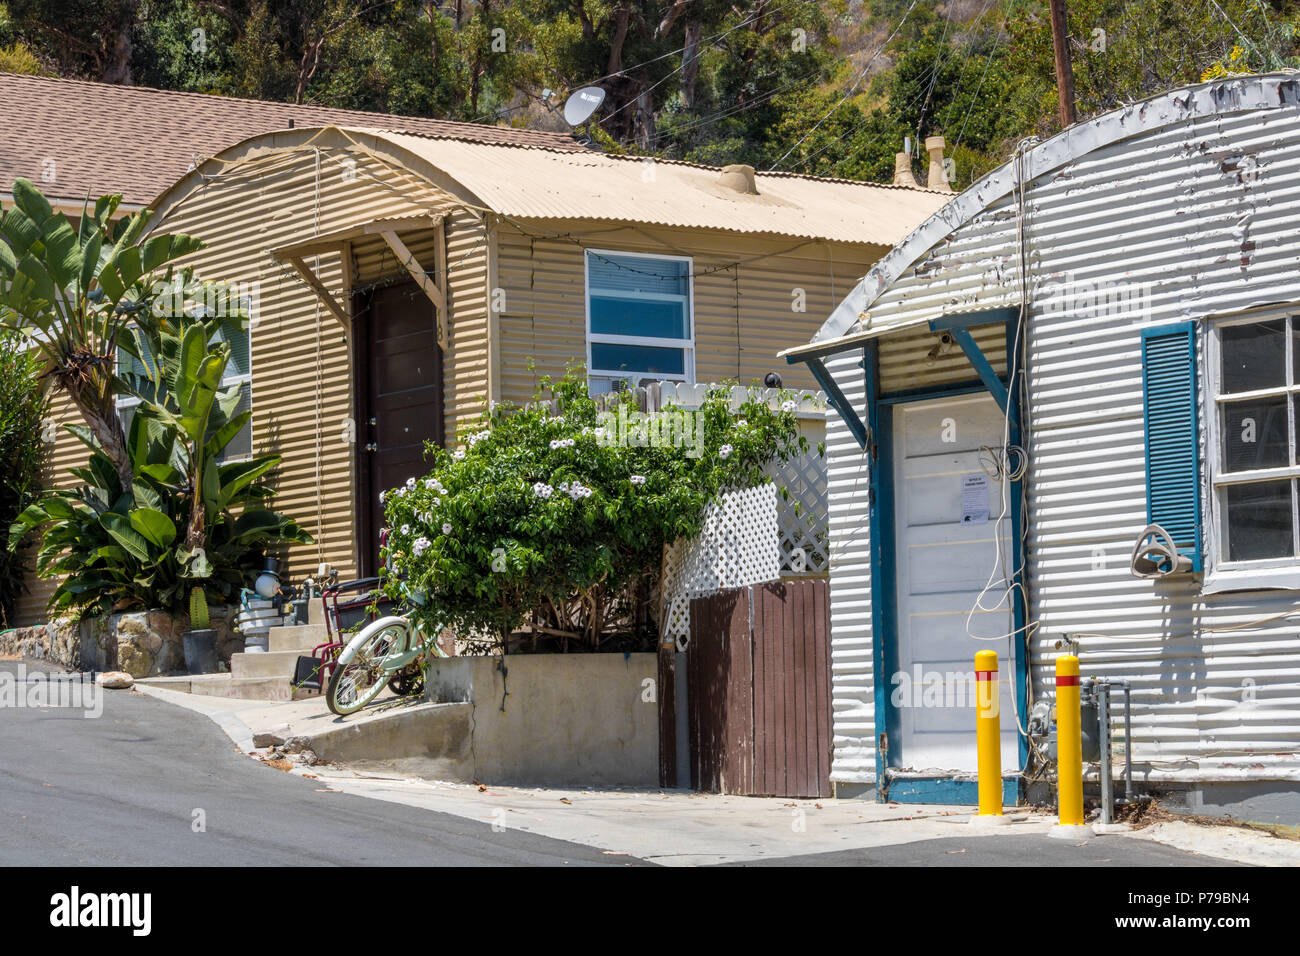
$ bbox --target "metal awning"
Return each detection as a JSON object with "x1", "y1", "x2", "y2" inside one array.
[
  {"x1": 778, "y1": 305, "x2": 1022, "y2": 451},
  {"x1": 778, "y1": 305, "x2": 1021, "y2": 362},
  {"x1": 271, "y1": 214, "x2": 449, "y2": 348}
]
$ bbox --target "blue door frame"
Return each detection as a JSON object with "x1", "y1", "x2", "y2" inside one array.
[{"x1": 860, "y1": 317, "x2": 1027, "y2": 804}]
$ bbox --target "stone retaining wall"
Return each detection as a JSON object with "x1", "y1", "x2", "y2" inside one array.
[{"x1": 0, "y1": 606, "x2": 240, "y2": 677}]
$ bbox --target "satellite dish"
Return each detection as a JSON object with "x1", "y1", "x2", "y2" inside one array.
[{"x1": 563, "y1": 86, "x2": 606, "y2": 127}]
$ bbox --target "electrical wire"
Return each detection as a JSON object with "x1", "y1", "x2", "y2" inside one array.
[{"x1": 769, "y1": 0, "x2": 922, "y2": 171}]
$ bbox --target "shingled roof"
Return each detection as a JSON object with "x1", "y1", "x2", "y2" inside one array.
[{"x1": 0, "y1": 72, "x2": 585, "y2": 207}]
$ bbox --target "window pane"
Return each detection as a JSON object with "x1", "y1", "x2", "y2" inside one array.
[
  {"x1": 1222, "y1": 397, "x2": 1288, "y2": 471},
  {"x1": 1293, "y1": 316, "x2": 1300, "y2": 385},
  {"x1": 590, "y1": 343, "x2": 686, "y2": 377},
  {"x1": 216, "y1": 382, "x2": 253, "y2": 462},
  {"x1": 590, "y1": 295, "x2": 688, "y2": 339},
  {"x1": 1222, "y1": 319, "x2": 1286, "y2": 393},
  {"x1": 216, "y1": 323, "x2": 251, "y2": 378},
  {"x1": 1224, "y1": 480, "x2": 1294, "y2": 561}
]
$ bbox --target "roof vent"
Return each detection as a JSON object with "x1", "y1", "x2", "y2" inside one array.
[
  {"x1": 893, "y1": 152, "x2": 920, "y2": 188},
  {"x1": 926, "y1": 135, "x2": 953, "y2": 193},
  {"x1": 718, "y1": 164, "x2": 759, "y2": 195}
]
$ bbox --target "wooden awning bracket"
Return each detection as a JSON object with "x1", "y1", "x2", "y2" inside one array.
[
  {"x1": 377, "y1": 222, "x2": 449, "y2": 351},
  {"x1": 284, "y1": 252, "x2": 350, "y2": 327},
  {"x1": 271, "y1": 215, "x2": 448, "y2": 342}
]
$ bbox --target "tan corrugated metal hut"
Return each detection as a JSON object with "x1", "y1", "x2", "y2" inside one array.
[{"x1": 12, "y1": 79, "x2": 947, "y2": 622}]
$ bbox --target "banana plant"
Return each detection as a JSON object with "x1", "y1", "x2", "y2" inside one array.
[
  {"x1": 0, "y1": 178, "x2": 204, "y2": 490},
  {"x1": 8, "y1": 326, "x2": 311, "y2": 617}
]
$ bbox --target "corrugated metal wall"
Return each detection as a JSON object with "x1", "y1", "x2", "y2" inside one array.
[
  {"x1": 492, "y1": 219, "x2": 879, "y2": 405},
  {"x1": 13, "y1": 136, "x2": 488, "y2": 624},
  {"x1": 824, "y1": 99, "x2": 1300, "y2": 785}
]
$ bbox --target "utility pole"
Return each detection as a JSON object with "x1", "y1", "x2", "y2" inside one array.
[{"x1": 1048, "y1": 0, "x2": 1077, "y2": 127}]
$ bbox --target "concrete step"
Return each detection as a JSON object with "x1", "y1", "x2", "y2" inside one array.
[
  {"x1": 303, "y1": 700, "x2": 473, "y2": 780},
  {"x1": 136, "y1": 673, "x2": 319, "y2": 702},
  {"x1": 231, "y1": 649, "x2": 308, "y2": 680},
  {"x1": 307, "y1": 598, "x2": 327, "y2": 627},
  {"x1": 267, "y1": 623, "x2": 329, "y2": 653}
]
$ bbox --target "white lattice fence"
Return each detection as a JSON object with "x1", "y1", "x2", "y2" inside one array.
[
  {"x1": 767, "y1": 417, "x2": 828, "y2": 575},
  {"x1": 660, "y1": 483, "x2": 780, "y2": 647}
]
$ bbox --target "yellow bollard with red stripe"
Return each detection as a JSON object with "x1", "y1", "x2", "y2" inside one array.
[
  {"x1": 1055, "y1": 654, "x2": 1084, "y2": 826},
  {"x1": 975, "y1": 649, "x2": 1002, "y2": 817}
]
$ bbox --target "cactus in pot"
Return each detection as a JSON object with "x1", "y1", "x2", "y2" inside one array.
[{"x1": 182, "y1": 586, "x2": 218, "y2": 674}]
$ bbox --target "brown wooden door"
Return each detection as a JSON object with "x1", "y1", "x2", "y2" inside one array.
[{"x1": 354, "y1": 282, "x2": 444, "y2": 575}]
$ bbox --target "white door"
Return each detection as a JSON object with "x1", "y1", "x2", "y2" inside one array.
[{"x1": 891, "y1": 392, "x2": 1020, "y2": 773}]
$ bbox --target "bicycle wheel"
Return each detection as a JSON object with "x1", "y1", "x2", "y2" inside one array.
[{"x1": 326, "y1": 618, "x2": 407, "y2": 716}]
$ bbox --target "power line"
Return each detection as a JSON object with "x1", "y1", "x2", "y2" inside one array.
[{"x1": 768, "y1": 0, "x2": 922, "y2": 171}]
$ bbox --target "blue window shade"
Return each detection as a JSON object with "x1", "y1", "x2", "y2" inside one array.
[{"x1": 1141, "y1": 322, "x2": 1203, "y2": 571}]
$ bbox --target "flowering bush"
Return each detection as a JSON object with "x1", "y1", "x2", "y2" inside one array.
[{"x1": 379, "y1": 371, "x2": 808, "y2": 651}]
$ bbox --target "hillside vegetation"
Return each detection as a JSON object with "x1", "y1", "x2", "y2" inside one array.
[{"x1": 2, "y1": 1, "x2": 1297, "y2": 187}]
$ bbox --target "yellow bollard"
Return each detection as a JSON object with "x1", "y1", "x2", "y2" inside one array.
[
  {"x1": 975, "y1": 649, "x2": 1002, "y2": 816},
  {"x1": 1056, "y1": 654, "x2": 1084, "y2": 826}
]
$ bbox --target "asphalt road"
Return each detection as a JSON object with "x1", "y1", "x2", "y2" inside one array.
[
  {"x1": 0, "y1": 661, "x2": 1244, "y2": 868},
  {"x1": 0, "y1": 661, "x2": 647, "y2": 866}
]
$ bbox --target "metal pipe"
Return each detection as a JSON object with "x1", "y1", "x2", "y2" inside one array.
[
  {"x1": 1098, "y1": 682, "x2": 1112, "y2": 825},
  {"x1": 1123, "y1": 686, "x2": 1133, "y2": 802}
]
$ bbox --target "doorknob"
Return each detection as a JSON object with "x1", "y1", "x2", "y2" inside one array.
[
  {"x1": 368, "y1": 417, "x2": 377, "y2": 427},
  {"x1": 364, "y1": 442, "x2": 378, "y2": 452}
]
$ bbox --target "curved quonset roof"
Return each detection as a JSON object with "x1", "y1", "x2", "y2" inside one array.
[
  {"x1": 0, "y1": 72, "x2": 586, "y2": 207},
  {"x1": 151, "y1": 124, "x2": 950, "y2": 246},
  {"x1": 802, "y1": 72, "x2": 1300, "y2": 348}
]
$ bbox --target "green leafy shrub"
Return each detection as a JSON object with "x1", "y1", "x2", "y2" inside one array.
[
  {"x1": 8, "y1": 307, "x2": 311, "y2": 618},
  {"x1": 0, "y1": 331, "x2": 49, "y2": 625},
  {"x1": 379, "y1": 371, "x2": 808, "y2": 651}
]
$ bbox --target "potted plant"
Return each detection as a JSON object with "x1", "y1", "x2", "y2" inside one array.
[{"x1": 183, "y1": 587, "x2": 218, "y2": 674}]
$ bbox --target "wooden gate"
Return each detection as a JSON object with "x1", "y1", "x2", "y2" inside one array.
[{"x1": 684, "y1": 579, "x2": 831, "y2": 798}]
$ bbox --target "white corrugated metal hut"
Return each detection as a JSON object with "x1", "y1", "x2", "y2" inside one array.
[{"x1": 783, "y1": 74, "x2": 1300, "y2": 820}]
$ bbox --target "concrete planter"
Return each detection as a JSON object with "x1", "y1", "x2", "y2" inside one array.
[{"x1": 420, "y1": 654, "x2": 659, "y2": 788}]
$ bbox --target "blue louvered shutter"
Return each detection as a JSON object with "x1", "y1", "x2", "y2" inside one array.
[{"x1": 1140, "y1": 322, "x2": 1203, "y2": 571}]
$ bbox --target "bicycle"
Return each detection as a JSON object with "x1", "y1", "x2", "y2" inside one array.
[{"x1": 325, "y1": 589, "x2": 448, "y2": 716}]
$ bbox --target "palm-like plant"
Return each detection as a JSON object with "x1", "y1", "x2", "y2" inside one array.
[{"x1": 0, "y1": 178, "x2": 203, "y2": 489}]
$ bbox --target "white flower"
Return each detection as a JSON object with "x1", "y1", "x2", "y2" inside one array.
[
  {"x1": 549, "y1": 437, "x2": 576, "y2": 450},
  {"x1": 559, "y1": 481, "x2": 570, "y2": 492},
  {"x1": 396, "y1": 487, "x2": 407, "y2": 497},
  {"x1": 532, "y1": 482, "x2": 554, "y2": 499},
  {"x1": 719, "y1": 444, "x2": 733, "y2": 459},
  {"x1": 781, "y1": 399, "x2": 798, "y2": 413},
  {"x1": 568, "y1": 482, "x2": 593, "y2": 500},
  {"x1": 736, "y1": 419, "x2": 748, "y2": 427},
  {"x1": 468, "y1": 429, "x2": 490, "y2": 446},
  {"x1": 441, "y1": 522, "x2": 452, "y2": 535},
  {"x1": 452, "y1": 449, "x2": 466, "y2": 460},
  {"x1": 431, "y1": 498, "x2": 441, "y2": 507},
  {"x1": 630, "y1": 475, "x2": 646, "y2": 486},
  {"x1": 406, "y1": 477, "x2": 416, "y2": 490},
  {"x1": 378, "y1": 490, "x2": 387, "y2": 503},
  {"x1": 412, "y1": 536, "x2": 431, "y2": 557},
  {"x1": 401, "y1": 524, "x2": 410, "y2": 535}
]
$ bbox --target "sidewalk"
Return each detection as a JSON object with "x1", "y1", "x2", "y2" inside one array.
[{"x1": 138, "y1": 683, "x2": 1300, "y2": 867}]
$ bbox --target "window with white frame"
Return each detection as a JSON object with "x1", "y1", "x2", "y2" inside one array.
[
  {"x1": 1208, "y1": 314, "x2": 1298, "y2": 567},
  {"x1": 585, "y1": 250, "x2": 694, "y2": 394},
  {"x1": 117, "y1": 324, "x2": 253, "y2": 462}
]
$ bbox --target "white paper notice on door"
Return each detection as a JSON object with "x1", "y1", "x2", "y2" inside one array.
[{"x1": 961, "y1": 473, "x2": 990, "y2": 525}]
